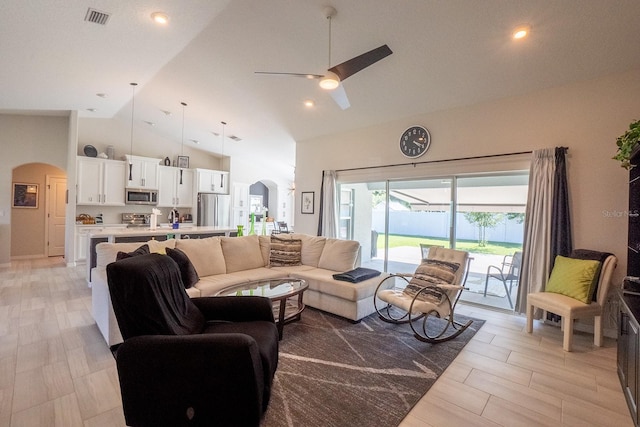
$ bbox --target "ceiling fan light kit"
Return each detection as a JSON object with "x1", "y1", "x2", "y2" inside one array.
[
  {"x1": 319, "y1": 71, "x2": 340, "y2": 90},
  {"x1": 254, "y1": 6, "x2": 392, "y2": 109}
]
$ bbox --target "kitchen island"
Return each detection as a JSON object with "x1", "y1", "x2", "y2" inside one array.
[{"x1": 86, "y1": 225, "x2": 236, "y2": 284}]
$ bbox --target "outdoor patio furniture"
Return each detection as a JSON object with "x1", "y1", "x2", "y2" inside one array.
[
  {"x1": 419, "y1": 243, "x2": 444, "y2": 260},
  {"x1": 484, "y1": 251, "x2": 522, "y2": 308}
]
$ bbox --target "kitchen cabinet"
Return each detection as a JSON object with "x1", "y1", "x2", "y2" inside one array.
[
  {"x1": 232, "y1": 182, "x2": 250, "y2": 228},
  {"x1": 74, "y1": 226, "x2": 94, "y2": 262},
  {"x1": 125, "y1": 155, "x2": 161, "y2": 189},
  {"x1": 619, "y1": 291, "x2": 640, "y2": 426},
  {"x1": 196, "y1": 168, "x2": 229, "y2": 194},
  {"x1": 158, "y1": 165, "x2": 194, "y2": 208},
  {"x1": 77, "y1": 157, "x2": 126, "y2": 206}
]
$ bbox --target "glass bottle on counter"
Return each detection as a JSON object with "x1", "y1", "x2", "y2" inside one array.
[{"x1": 248, "y1": 213, "x2": 256, "y2": 235}]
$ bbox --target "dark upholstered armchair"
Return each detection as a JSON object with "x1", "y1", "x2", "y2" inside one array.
[{"x1": 107, "y1": 253, "x2": 279, "y2": 427}]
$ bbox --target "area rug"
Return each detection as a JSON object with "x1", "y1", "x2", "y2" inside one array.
[{"x1": 262, "y1": 307, "x2": 484, "y2": 427}]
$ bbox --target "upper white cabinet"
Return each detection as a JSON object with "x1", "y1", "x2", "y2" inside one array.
[
  {"x1": 232, "y1": 183, "x2": 250, "y2": 228},
  {"x1": 77, "y1": 157, "x2": 126, "y2": 206},
  {"x1": 125, "y1": 155, "x2": 161, "y2": 189},
  {"x1": 158, "y1": 166, "x2": 194, "y2": 208},
  {"x1": 196, "y1": 168, "x2": 229, "y2": 194}
]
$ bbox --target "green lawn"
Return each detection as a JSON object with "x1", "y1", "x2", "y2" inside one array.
[{"x1": 377, "y1": 234, "x2": 521, "y2": 256}]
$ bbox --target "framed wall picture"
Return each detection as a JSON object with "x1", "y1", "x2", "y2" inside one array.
[
  {"x1": 12, "y1": 183, "x2": 38, "y2": 208},
  {"x1": 301, "y1": 191, "x2": 314, "y2": 214},
  {"x1": 177, "y1": 156, "x2": 189, "y2": 168}
]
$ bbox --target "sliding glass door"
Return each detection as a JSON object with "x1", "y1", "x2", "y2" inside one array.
[{"x1": 338, "y1": 171, "x2": 528, "y2": 310}]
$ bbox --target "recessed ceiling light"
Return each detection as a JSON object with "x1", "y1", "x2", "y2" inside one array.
[
  {"x1": 512, "y1": 24, "x2": 531, "y2": 40},
  {"x1": 211, "y1": 131, "x2": 220, "y2": 136},
  {"x1": 303, "y1": 99, "x2": 315, "y2": 108},
  {"x1": 161, "y1": 110, "x2": 172, "y2": 116},
  {"x1": 87, "y1": 108, "x2": 97, "y2": 112},
  {"x1": 190, "y1": 139, "x2": 199, "y2": 144},
  {"x1": 144, "y1": 121, "x2": 155, "y2": 126},
  {"x1": 96, "y1": 93, "x2": 107, "y2": 98},
  {"x1": 151, "y1": 12, "x2": 169, "y2": 25}
]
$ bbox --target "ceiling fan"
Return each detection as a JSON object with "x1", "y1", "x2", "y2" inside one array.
[{"x1": 255, "y1": 6, "x2": 393, "y2": 110}]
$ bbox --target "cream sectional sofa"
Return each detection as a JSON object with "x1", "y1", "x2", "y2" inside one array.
[{"x1": 91, "y1": 233, "x2": 390, "y2": 346}]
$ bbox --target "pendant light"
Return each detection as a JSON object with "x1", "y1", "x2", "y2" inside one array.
[
  {"x1": 179, "y1": 102, "x2": 187, "y2": 185},
  {"x1": 128, "y1": 82, "x2": 138, "y2": 181},
  {"x1": 220, "y1": 121, "x2": 226, "y2": 188}
]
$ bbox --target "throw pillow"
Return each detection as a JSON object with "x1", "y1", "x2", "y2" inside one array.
[
  {"x1": 403, "y1": 259, "x2": 460, "y2": 304},
  {"x1": 166, "y1": 247, "x2": 199, "y2": 289},
  {"x1": 220, "y1": 235, "x2": 264, "y2": 272},
  {"x1": 270, "y1": 236, "x2": 302, "y2": 267},
  {"x1": 116, "y1": 244, "x2": 150, "y2": 261},
  {"x1": 545, "y1": 255, "x2": 601, "y2": 303}
]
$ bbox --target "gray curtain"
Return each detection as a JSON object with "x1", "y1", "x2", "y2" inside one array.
[
  {"x1": 550, "y1": 146, "x2": 572, "y2": 264},
  {"x1": 515, "y1": 148, "x2": 556, "y2": 313},
  {"x1": 317, "y1": 170, "x2": 338, "y2": 238}
]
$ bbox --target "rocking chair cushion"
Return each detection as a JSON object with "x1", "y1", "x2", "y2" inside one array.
[{"x1": 403, "y1": 259, "x2": 460, "y2": 303}]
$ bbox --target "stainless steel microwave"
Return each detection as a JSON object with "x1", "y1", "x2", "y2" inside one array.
[{"x1": 125, "y1": 188, "x2": 158, "y2": 205}]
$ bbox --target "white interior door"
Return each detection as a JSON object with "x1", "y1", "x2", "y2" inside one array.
[{"x1": 46, "y1": 176, "x2": 67, "y2": 257}]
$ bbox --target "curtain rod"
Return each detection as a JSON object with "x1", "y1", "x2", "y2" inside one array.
[{"x1": 334, "y1": 149, "x2": 542, "y2": 173}]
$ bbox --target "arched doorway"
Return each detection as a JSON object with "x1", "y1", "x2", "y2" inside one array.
[{"x1": 11, "y1": 163, "x2": 67, "y2": 258}]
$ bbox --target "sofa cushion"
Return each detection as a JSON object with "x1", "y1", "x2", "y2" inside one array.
[
  {"x1": 96, "y1": 239, "x2": 176, "y2": 269},
  {"x1": 147, "y1": 239, "x2": 177, "y2": 254},
  {"x1": 166, "y1": 247, "x2": 199, "y2": 289},
  {"x1": 221, "y1": 235, "x2": 263, "y2": 273},
  {"x1": 299, "y1": 234, "x2": 326, "y2": 267},
  {"x1": 290, "y1": 268, "x2": 386, "y2": 301},
  {"x1": 270, "y1": 236, "x2": 302, "y2": 267},
  {"x1": 259, "y1": 235, "x2": 271, "y2": 267},
  {"x1": 175, "y1": 237, "x2": 226, "y2": 276},
  {"x1": 317, "y1": 239, "x2": 360, "y2": 272}
]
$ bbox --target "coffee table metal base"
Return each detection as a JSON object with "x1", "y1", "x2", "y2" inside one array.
[{"x1": 214, "y1": 278, "x2": 308, "y2": 340}]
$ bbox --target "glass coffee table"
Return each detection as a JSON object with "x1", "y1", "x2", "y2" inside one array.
[{"x1": 214, "y1": 278, "x2": 308, "y2": 339}]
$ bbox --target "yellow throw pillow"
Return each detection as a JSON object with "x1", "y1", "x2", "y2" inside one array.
[{"x1": 545, "y1": 255, "x2": 601, "y2": 303}]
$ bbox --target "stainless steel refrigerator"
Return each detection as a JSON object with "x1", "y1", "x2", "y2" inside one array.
[{"x1": 197, "y1": 193, "x2": 231, "y2": 227}]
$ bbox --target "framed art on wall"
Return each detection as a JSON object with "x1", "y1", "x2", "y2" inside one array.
[
  {"x1": 12, "y1": 183, "x2": 38, "y2": 208},
  {"x1": 177, "y1": 156, "x2": 189, "y2": 168},
  {"x1": 301, "y1": 191, "x2": 314, "y2": 214}
]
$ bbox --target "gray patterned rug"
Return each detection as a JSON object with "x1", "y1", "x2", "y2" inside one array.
[{"x1": 262, "y1": 307, "x2": 484, "y2": 427}]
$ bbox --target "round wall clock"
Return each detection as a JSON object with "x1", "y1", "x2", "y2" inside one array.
[{"x1": 399, "y1": 125, "x2": 431, "y2": 158}]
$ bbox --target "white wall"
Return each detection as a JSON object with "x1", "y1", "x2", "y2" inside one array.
[
  {"x1": 295, "y1": 68, "x2": 640, "y2": 289},
  {"x1": 0, "y1": 113, "x2": 70, "y2": 266}
]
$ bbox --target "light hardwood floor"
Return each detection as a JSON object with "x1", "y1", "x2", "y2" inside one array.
[{"x1": 0, "y1": 257, "x2": 633, "y2": 426}]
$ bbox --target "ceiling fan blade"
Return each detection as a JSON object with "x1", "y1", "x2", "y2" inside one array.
[
  {"x1": 254, "y1": 71, "x2": 324, "y2": 79},
  {"x1": 328, "y1": 44, "x2": 392, "y2": 81},
  {"x1": 329, "y1": 83, "x2": 350, "y2": 110}
]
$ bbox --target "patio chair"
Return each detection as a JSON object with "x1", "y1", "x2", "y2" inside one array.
[
  {"x1": 374, "y1": 247, "x2": 472, "y2": 343},
  {"x1": 419, "y1": 243, "x2": 444, "y2": 260},
  {"x1": 272, "y1": 221, "x2": 289, "y2": 234},
  {"x1": 483, "y1": 251, "x2": 522, "y2": 308}
]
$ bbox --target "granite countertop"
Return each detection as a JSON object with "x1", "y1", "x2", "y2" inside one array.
[{"x1": 87, "y1": 225, "x2": 235, "y2": 238}]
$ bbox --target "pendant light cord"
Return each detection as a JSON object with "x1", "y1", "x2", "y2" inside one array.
[
  {"x1": 220, "y1": 121, "x2": 226, "y2": 188},
  {"x1": 128, "y1": 82, "x2": 137, "y2": 181},
  {"x1": 179, "y1": 102, "x2": 187, "y2": 185}
]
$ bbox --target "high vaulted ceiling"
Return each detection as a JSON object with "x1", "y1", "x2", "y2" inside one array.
[{"x1": 2, "y1": 0, "x2": 640, "y2": 167}]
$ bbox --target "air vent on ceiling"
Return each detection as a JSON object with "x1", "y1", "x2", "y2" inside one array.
[
  {"x1": 85, "y1": 8, "x2": 111, "y2": 25},
  {"x1": 229, "y1": 135, "x2": 242, "y2": 142}
]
